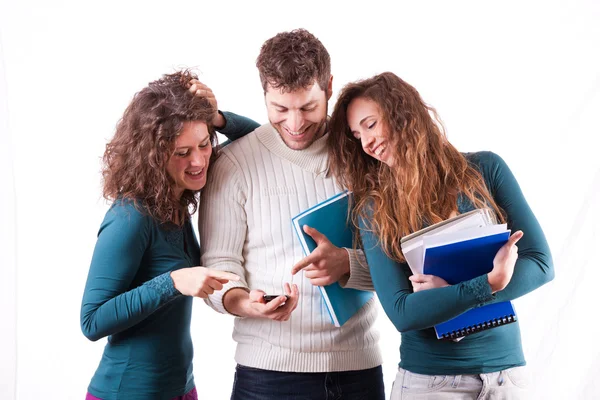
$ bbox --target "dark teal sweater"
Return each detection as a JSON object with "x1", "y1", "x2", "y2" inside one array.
[
  {"x1": 80, "y1": 112, "x2": 259, "y2": 400},
  {"x1": 360, "y1": 151, "x2": 554, "y2": 375}
]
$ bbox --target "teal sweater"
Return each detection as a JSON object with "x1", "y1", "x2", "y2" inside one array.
[
  {"x1": 360, "y1": 151, "x2": 554, "y2": 375},
  {"x1": 80, "y1": 112, "x2": 259, "y2": 400}
]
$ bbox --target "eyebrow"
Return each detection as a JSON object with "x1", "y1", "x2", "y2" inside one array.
[
  {"x1": 359, "y1": 115, "x2": 375, "y2": 125},
  {"x1": 174, "y1": 135, "x2": 211, "y2": 150},
  {"x1": 270, "y1": 100, "x2": 318, "y2": 109},
  {"x1": 350, "y1": 115, "x2": 376, "y2": 134}
]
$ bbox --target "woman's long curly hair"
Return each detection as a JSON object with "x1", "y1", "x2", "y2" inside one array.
[
  {"x1": 102, "y1": 70, "x2": 217, "y2": 225},
  {"x1": 328, "y1": 72, "x2": 505, "y2": 263}
]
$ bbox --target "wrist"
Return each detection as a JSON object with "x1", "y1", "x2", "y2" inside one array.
[
  {"x1": 212, "y1": 111, "x2": 226, "y2": 129},
  {"x1": 487, "y1": 271, "x2": 500, "y2": 293},
  {"x1": 222, "y1": 287, "x2": 251, "y2": 317},
  {"x1": 340, "y1": 247, "x2": 351, "y2": 274},
  {"x1": 170, "y1": 270, "x2": 183, "y2": 294}
]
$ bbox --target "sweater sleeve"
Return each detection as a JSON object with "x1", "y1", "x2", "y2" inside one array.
[
  {"x1": 80, "y1": 202, "x2": 180, "y2": 341},
  {"x1": 217, "y1": 111, "x2": 260, "y2": 143},
  {"x1": 340, "y1": 248, "x2": 374, "y2": 291},
  {"x1": 199, "y1": 154, "x2": 250, "y2": 315},
  {"x1": 360, "y1": 214, "x2": 494, "y2": 332},
  {"x1": 477, "y1": 151, "x2": 555, "y2": 302}
]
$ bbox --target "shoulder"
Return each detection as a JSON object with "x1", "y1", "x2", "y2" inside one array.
[
  {"x1": 214, "y1": 125, "x2": 272, "y2": 167},
  {"x1": 101, "y1": 198, "x2": 153, "y2": 233},
  {"x1": 464, "y1": 151, "x2": 509, "y2": 175},
  {"x1": 218, "y1": 129, "x2": 259, "y2": 158}
]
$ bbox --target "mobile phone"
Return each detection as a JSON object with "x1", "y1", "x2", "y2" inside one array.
[{"x1": 263, "y1": 294, "x2": 290, "y2": 302}]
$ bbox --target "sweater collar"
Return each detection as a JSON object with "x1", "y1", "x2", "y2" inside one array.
[{"x1": 256, "y1": 123, "x2": 330, "y2": 175}]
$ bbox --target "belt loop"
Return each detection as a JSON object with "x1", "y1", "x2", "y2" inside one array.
[{"x1": 451, "y1": 375, "x2": 462, "y2": 388}]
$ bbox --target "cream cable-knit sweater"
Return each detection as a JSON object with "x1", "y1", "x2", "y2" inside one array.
[{"x1": 199, "y1": 123, "x2": 381, "y2": 373}]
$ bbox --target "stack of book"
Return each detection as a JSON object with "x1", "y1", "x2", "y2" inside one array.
[{"x1": 401, "y1": 209, "x2": 517, "y2": 340}]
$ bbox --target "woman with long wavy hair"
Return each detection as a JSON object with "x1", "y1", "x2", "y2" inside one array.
[
  {"x1": 328, "y1": 71, "x2": 554, "y2": 399},
  {"x1": 80, "y1": 70, "x2": 258, "y2": 400}
]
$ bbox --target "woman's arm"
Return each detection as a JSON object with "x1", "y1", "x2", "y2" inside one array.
[
  {"x1": 360, "y1": 216, "x2": 495, "y2": 332},
  {"x1": 80, "y1": 203, "x2": 179, "y2": 341},
  {"x1": 218, "y1": 111, "x2": 261, "y2": 141},
  {"x1": 479, "y1": 151, "x2": 555, "y2": 302}
]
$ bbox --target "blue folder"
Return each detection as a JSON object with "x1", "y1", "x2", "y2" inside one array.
[
  {"x1": 292, "y1": 191, "x2": 373, "y2": 327},
  {"x1": 423, "y1": 231, "x2": 517, "y2": 339}
]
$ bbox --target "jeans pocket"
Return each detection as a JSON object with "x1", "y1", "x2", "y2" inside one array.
[
  {"x1": 402, "y1": 370, "x2": 449, "y2": 394},
  {"x1": 506, "y1": 366, "x2": 530, "y2": 389}
]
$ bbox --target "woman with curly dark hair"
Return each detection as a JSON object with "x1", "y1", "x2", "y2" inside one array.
[
  {"x1": 80, "y1": 70, "x2": 259, "y2": 400},
  {"x1": 328, "y1": 72, "x2": 554, "y2": 399}
]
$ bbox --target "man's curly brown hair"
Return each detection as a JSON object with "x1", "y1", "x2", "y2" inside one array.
[
  {"x1": 102, "y1": 70, "x2": 217, "y2": 225},
  {"x1": 256, "y1": 28, "x2": 331, "y2": 93}
]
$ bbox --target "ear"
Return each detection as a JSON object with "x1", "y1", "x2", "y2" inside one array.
[{"x1": 326, "y1": 75, "x2": 333, "y2": 100}]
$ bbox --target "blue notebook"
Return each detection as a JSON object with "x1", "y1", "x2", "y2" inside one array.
[
  {"x1": 292, "y1": 191, "x2": 373, "y2": 327},
  {"x1": 423, "y1": 231, "x2": 517, "y2": 340}
]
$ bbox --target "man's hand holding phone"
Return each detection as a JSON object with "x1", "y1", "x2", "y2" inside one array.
[{"x1": 223, "y1": 283, "x2": 299, "y2": 321}]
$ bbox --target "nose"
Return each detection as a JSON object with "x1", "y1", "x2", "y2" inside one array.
[
  {"x1": 190, "y1": 150, "x2": 207, "y2": 168},
  {"x1": 287, "y1": 111, "x2": 304, "y2": 133},
  {"x1": 361, "y1": 131, "x2": 375, "y2": 151}
]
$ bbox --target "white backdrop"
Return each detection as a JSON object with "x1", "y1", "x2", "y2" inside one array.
[{"x1": 1, "y1": 0, "x2": 598, "y2": 399}]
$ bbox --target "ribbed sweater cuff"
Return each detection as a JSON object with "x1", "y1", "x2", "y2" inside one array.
[
  {"x1": 341, "y1": 249, "x2": 374, "y2": 291},
  {"x1": 208, "y1": 280, "x2": 249, "y2": 315}
]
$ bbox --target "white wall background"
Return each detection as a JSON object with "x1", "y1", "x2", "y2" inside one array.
[{"x1": 0, "y1": 0, "x2": 598, "y2": 399}]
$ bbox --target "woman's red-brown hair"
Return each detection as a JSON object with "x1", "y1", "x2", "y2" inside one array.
[
  {"x1": 102, "y1": 70, "x2": 217, "y2": 225},
  {"x1": 328, "y1": 72, "x2": 505, "y2": 263}
]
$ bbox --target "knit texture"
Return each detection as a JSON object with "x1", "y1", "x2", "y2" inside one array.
[{"x1": 199, "y1": 124, "x2": 381, "y2": 372}]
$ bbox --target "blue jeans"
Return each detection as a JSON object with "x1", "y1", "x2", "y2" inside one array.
[
  {"x1": 230, "y1": 364, "x2": 385, "y2": 400},
  {"x1": 390, "y1": 367, "x2": 530, "y2": 399}
]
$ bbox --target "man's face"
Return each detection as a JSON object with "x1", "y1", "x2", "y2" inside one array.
[{"x1": 265, "y1": 79, "x2": 332, "y2": 150}]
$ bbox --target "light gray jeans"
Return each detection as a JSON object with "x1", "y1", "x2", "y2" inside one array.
[{"x1": 390, "y1": 366, "x2": 530, "y2": 399}]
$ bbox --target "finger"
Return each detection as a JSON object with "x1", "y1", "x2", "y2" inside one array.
[
  {"x1": 291, "y1": 255, "x2": 318, "y2": 275},
  {"x1": 249, "y1": 289, "x2": 266, "y2": 303},
  {"x1": 283, "y1": 282, "x2": 292, "y2": 296},
  {"x1": 507, "y1": 231, "x2": 524, "y2": 247},
  {"x1": 264, "y1": 295, "x2": 288, "y2": 312},
  {"x1": 206, "y1": 278, "x2": 224, "y2": 292},
  {"x1": 409, "y1": 274, "x2": 431, "y2": 283},
  {"x1": 302, "y1": 225, "x2": 329, "y2": 245},
  {"x1": 304, "y1": 269, "x2": 327, "y2": 280},
  {"x1": 205, "y1": 270, "x2": 240, "y2": 281},
  {"x1": 216, "y1": 278, "x2": 231, "y2": 284},
  {"x1": 309, "y1": 277, "x2": 334, "y2": 287}
]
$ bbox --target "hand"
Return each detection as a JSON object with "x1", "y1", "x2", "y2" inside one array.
[
  {"x1": 187, "y1": 79, "x2": 225, "y2": 128},
  {"x1": 170, "y1": 267, "x2": 240, "y2": 298},
  {"x1": 409, "y1": 274, "x2": 449, "y2": 292},
  {"x1": 291, "y1": 225, "x2": 350, "y2": 286},
  {"x1": 224, "y1": 283, "x2": 299, "y2": 321},
  {"x1": 488, "y1": 231, "x2": 524, "y2": 293}
]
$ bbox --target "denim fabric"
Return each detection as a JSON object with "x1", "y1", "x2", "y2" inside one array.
[
  {"x1": 390, "y1": 366, "x2": 530, "y2": 399},
  {"x1": 230, "y1": 364, "x2": 385, "y2": 400}
]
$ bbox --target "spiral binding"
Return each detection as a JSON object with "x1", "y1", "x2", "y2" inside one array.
[{"x1": 442, "y1": 314, "x2": 517, "y2": 340}]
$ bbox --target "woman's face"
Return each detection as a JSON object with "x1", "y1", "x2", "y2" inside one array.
[
  {"x1": 347, "y1": 97, "x2": 395, "y2": 167},
  {"x1": 166, "y1": 121, "x2": 212, "y2": 198}
]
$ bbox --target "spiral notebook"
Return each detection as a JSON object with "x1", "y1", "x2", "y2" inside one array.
[
  {"x1": 423, "y1": 227, "x2": 517, "y2": 340},
  {"x1": 433, "y1": 301, "x2": 516, "y2": 340},
  {"x1": 292, "y1": 191, "x2": 373, "y2": 327}
]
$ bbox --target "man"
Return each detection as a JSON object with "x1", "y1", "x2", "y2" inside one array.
[{"x1": 198, "y1": 29, "x2": 383, "y2": 399}]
